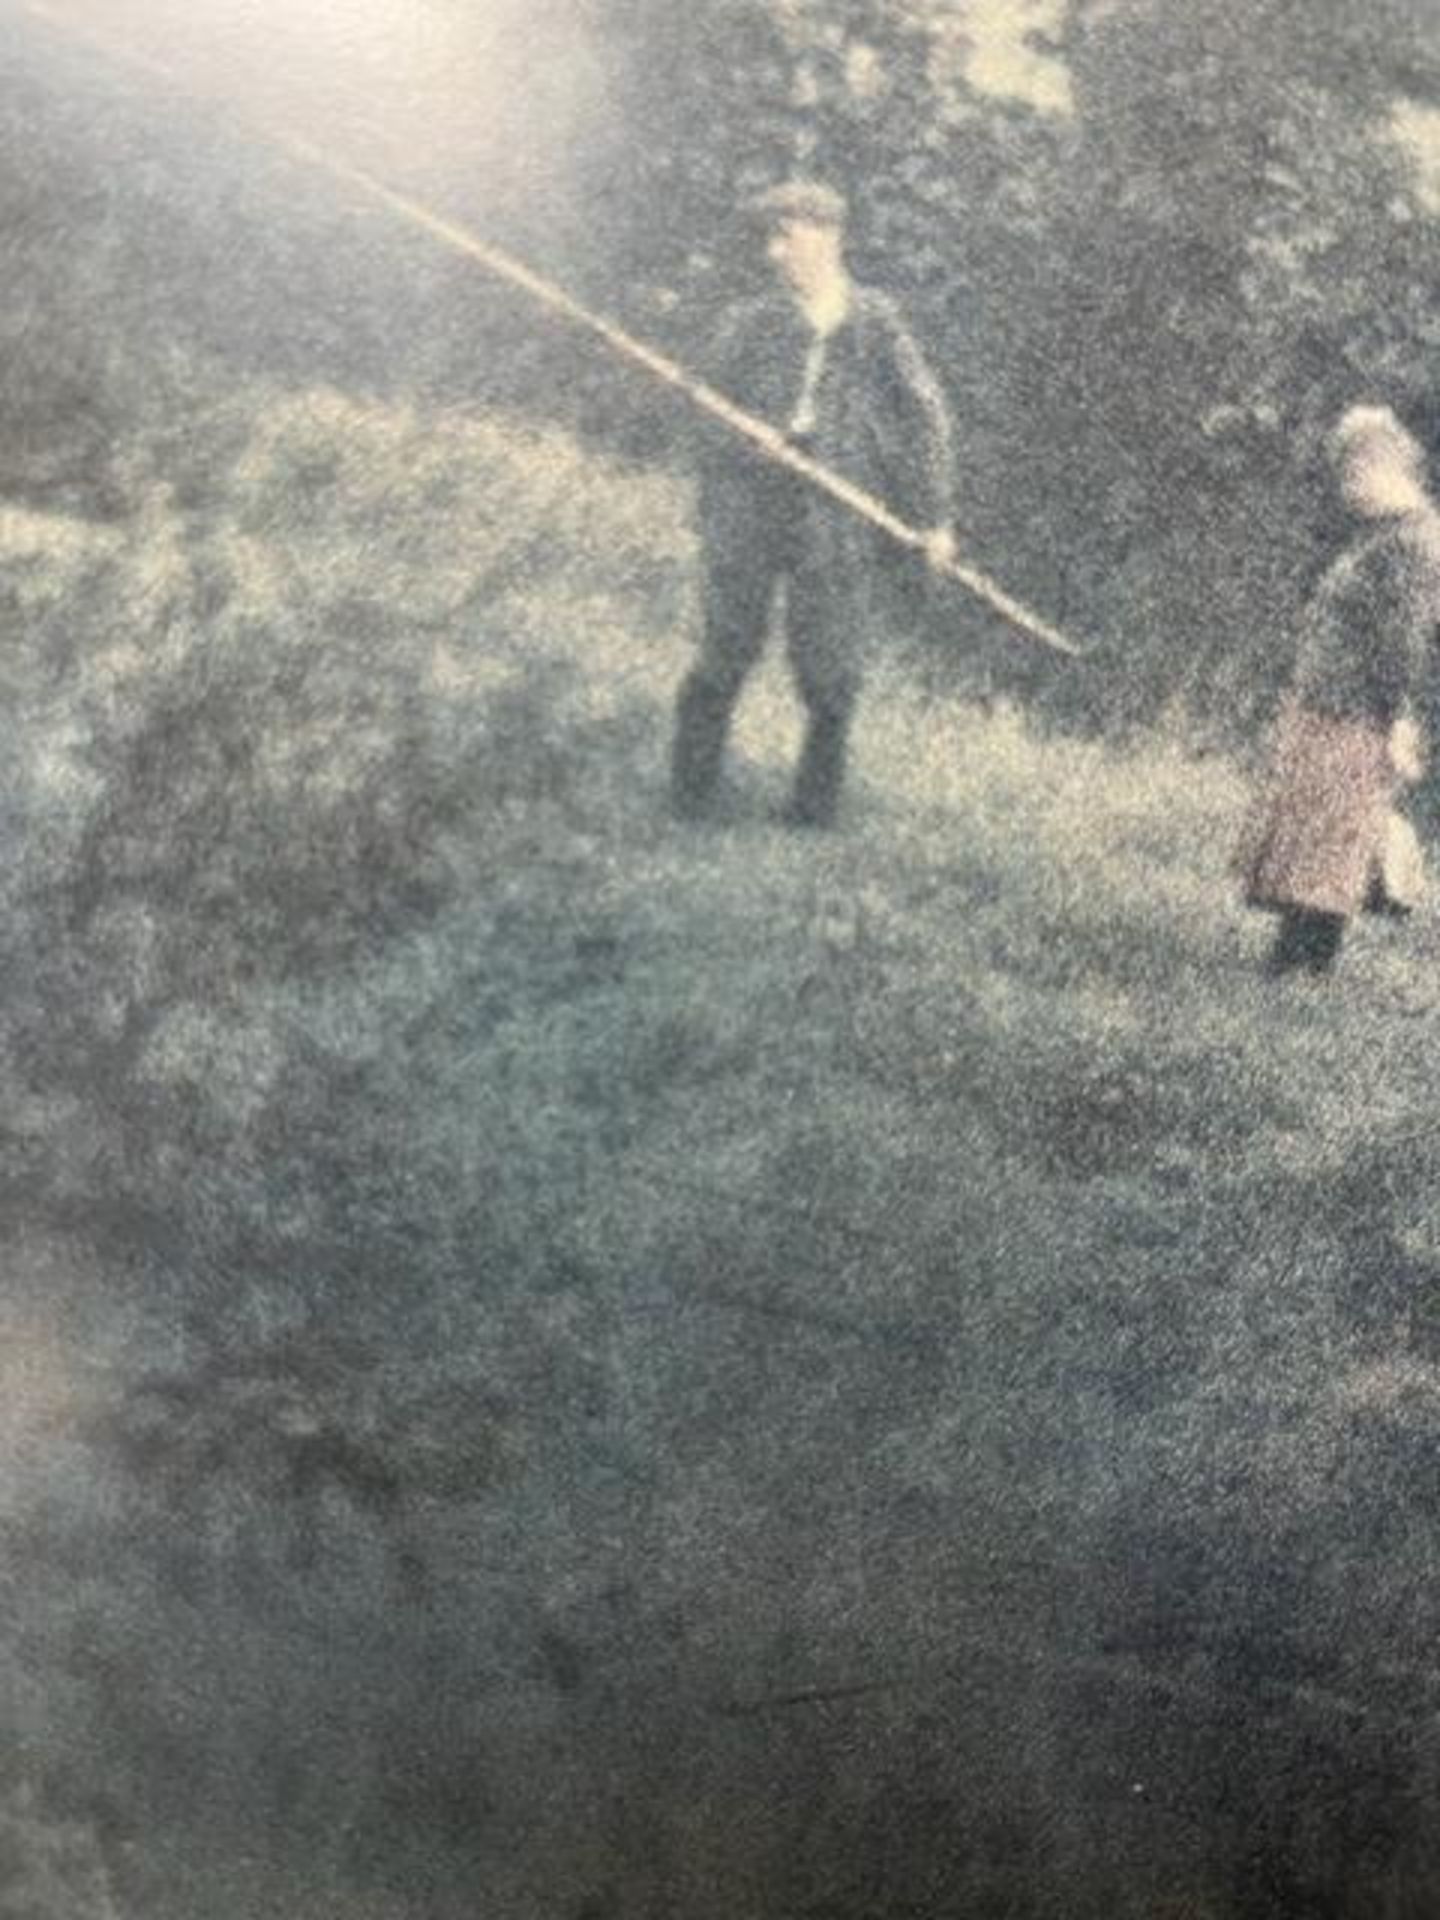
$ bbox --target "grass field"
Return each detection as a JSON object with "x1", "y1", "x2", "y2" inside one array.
[{"x1": 4, "y1": 372, "x2": 1440, "y2": 1919}]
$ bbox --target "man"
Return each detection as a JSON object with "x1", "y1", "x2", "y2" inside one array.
[{"x1": 670, "y1": 178, "x2": 957, "y2": 829}]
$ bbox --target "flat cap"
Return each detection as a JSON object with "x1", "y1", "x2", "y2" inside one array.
[{"x1": 746, "y1": 178, "x2": 847, "y2": 229}]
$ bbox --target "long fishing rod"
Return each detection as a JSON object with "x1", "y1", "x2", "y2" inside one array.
[
  {"x1": 276, "y1": 135, "x2": 1084, "y2": 662},
  {"x1": 20, "y1": 0, "x2": 1082, "y2": 659}
]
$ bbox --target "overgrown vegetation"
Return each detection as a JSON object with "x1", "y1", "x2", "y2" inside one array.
[{"x1": 5, "y1": 360, "x2": 1440, "y2": 1917}]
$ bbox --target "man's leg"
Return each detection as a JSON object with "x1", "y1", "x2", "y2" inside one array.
[
  {"x1": 670, "y1": 553, "x2": 775, "y2": 819},
  {"x1": 785, "y1": 684, "x2": 858, "y2": 828},
  {"x1": 783, "y1": 562, "x2": 862, "y2": 829}
]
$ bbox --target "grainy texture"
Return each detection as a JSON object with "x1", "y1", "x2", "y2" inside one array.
[{"x1": 7, "y1": 6, "x2": 1440, "y2": 1919}]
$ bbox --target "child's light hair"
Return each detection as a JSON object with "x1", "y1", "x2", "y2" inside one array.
[{"x1": 1327, "y1": 403, "x2": 1424, "y2": 477}]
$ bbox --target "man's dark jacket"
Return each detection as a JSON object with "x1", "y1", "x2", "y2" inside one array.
[{"x1": 694, "y1": 285, "x2": 955, "y2": 589}]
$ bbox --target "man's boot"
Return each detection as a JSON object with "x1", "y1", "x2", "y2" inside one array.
[
  {"x1": 782, "y1": 706, "x2": 851, "y2": 829},
  {"x1": 670, "y1": 670, "x2": 734, "y2": 820}
]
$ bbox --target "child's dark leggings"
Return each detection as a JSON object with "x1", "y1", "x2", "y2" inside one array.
[{"x1": 1267, "y1": 907, "x2": 1345, "y2": 976}]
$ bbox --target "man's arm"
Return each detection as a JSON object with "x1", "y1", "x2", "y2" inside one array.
[
  {"x1": 699, "y1": 296, "x2": 765, "y2": 400},
  {"x1": 873, "y1": 297, "x2": 957, "y2": 558},
  {"x1": 684, "y1": 297, "x2": 767, "y2": 481}
]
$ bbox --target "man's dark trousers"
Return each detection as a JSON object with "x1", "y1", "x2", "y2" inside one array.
[{"x1": 671, "y1": 458, "x2": 868, "y2": 827}]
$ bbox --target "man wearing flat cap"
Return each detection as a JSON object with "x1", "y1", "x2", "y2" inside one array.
[{"x1": 670, "y1": 177, "x2": 956, "y2": 828}]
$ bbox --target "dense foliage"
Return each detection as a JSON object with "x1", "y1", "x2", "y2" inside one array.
[{"x1": 590, "y1": 0, "x2": 1440, "y2": 733}]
